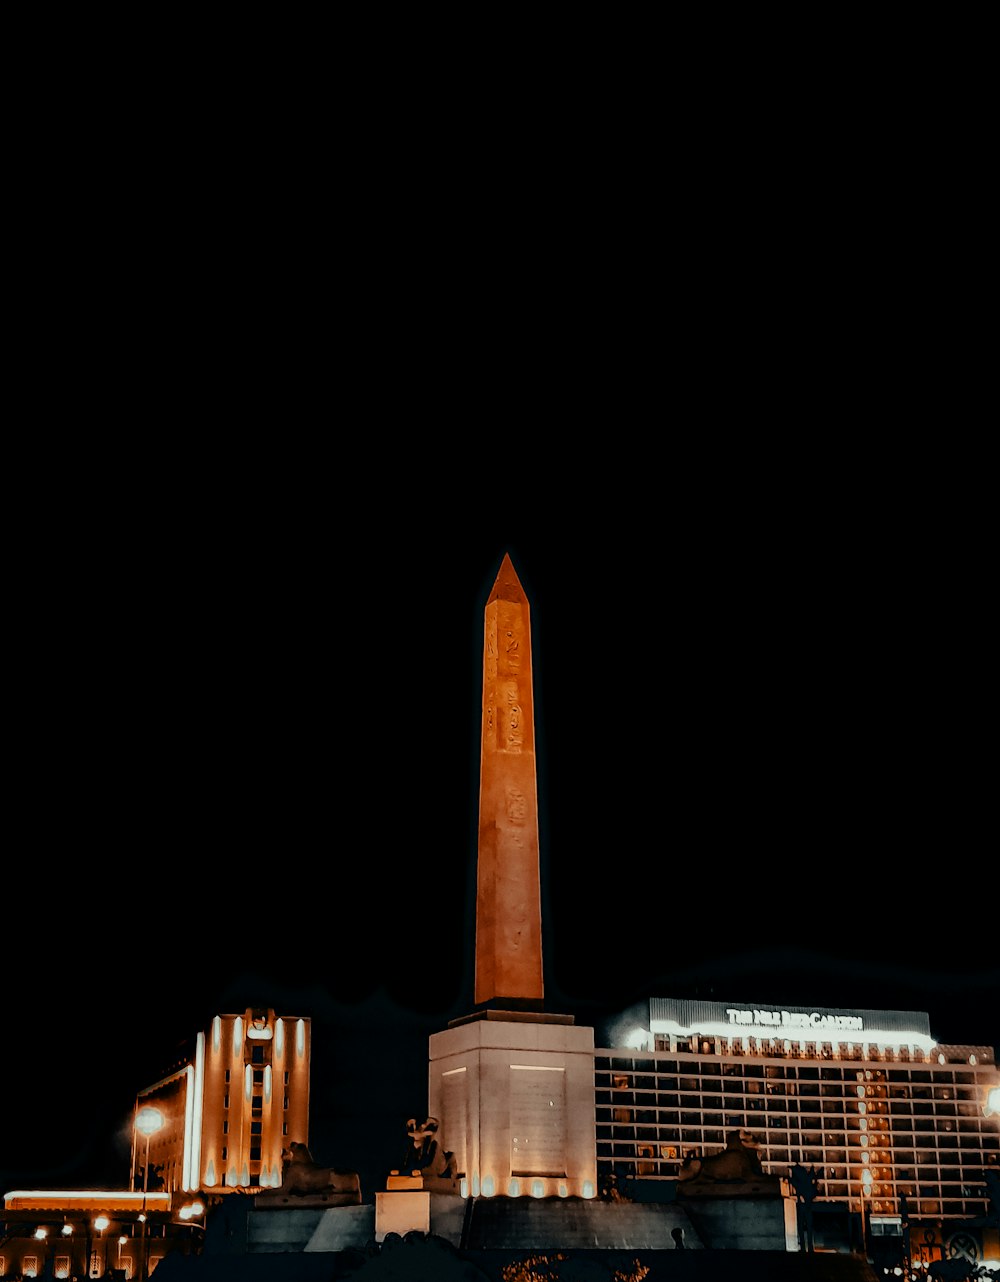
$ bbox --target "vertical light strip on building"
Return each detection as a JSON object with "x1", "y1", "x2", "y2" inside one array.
[
  {"x1": 296, "y1": 1020, "x2": 305, "y2": 1058},
  {"x1": 190, "y1": 1032, "x2": 205, "y2": 1193},
  {"x1": 275, "y1": 1019, "x2": 284, "y2": 1057},
  {"x1": 182, "y1": 1065, "x2": 195, "y2": 1191}
]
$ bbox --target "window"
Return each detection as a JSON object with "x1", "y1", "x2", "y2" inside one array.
[
  {"x1": 23, "y1": 1256, "x2": 39, "y2": 1278},
  {"x1": 251, "y1": 1045, "x2": 266, "y2": 1064},
  {"x1": 54, "y1": 1255, "x2": 71, "y2": 1279},
  {"x1": 223, "y1": 1121, "x2": 229, "y2": 1135},
  {"x1": 251, "y1": 1121, "x2": 262, "y2": 1135},
  {"x1": 223, "y1": 1094, "x2": 230, "y2": 1109}
]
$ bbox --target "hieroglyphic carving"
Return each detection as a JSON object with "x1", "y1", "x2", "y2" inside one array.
[{"x1": 505, "y1": 787, "x2": 527, "y2": 822}]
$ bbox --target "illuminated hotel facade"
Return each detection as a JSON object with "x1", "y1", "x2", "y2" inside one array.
[
  {"x1": 132, "y1": 1007, "x2": 312, "y2": 1197},
  {"x1": 1, "y1": 1008, "x2": 311, "y2": 1279},
  {"x1": 596, "y1": 998, "x2": 1000, "y2": 1230}
]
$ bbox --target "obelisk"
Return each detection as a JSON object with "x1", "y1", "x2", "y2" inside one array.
[
  {"x1": 474, "y1": 553, "x2": 544, "y2": 1008},
  {"x1": 421, "y1": 553, "x2": 597, "y2": 1207}
]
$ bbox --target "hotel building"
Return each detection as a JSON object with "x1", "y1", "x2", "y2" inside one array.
[
  {"x1": 596, "y1": 997, "x2": 1000, "y2": 1232},
  {"x1": 1, "y1": 1008, "x2": 311, "y2": 1279},
  {"x1": 131, "y1": 1006, "x2": 312, "y2": 1197}
]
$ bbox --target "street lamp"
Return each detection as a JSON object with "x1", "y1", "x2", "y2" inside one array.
[
  {"x1": 136, "y1": 1105, "x2": 165, "y2": 1191},
  {"x1": 860, "y1": 1168, "x2": 873, "y2": 1260},
  {"x1": 94, "y1": 1215, "x2": 110, "y2": 1278},
  {"x1": 135, "y1": 1105, "x2": 165, "y2": 1280}
]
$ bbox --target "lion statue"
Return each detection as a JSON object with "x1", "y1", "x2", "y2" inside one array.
[
  {"x1": 270, "y1": 1141, "x2": 361, "y2": 1204},
  {"x1": 678, "y1": 1130, "x2": 769, "y2": 1184},
  {"x1": 401, "y1": 1116, "x2": 458, "y2": 1181}
]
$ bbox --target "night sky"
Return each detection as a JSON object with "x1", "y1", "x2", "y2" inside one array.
[{"x1": 5, "y1": 473, "x2": 996, "y2": 1206}]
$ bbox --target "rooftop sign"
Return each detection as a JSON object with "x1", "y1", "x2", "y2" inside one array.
[{"x1": 648, "y1": 999, "x2": 934, "y2": 1049}]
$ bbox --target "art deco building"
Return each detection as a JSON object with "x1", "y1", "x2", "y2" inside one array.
[
  {"x1": 130, "y1": 1006, "x2": 311, "y2": 1197},
  {"x1": 596, "y1": 997, "x2": 1000, "y2": 1239}
]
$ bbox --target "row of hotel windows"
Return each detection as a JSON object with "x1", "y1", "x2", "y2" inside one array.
[
  {"x1": 598, "y1": 1139, "x2": 996, "y2": 1170},
  {"x1": 599, "y1": 1107, "x2": 994, "y2": 1132},
  {"x1": 659, "y1": 1037, "x2": 991, "y2": 1064},
  {"x1": 598, "y1": 1115, "x2": 996, "y2": 1144},
  {"x1": 598, "y1": 1058, "x2": 988, "y2": 1084}
]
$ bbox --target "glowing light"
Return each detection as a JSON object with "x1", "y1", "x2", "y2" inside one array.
[
  {"x1": 649, "y1": 1014, "x2": 937, "y2": 1051},
  {"x1": 624, "y1": 1028, "x2": 648, "y2": 1050},
  {"x1": 34, "y1": 1228, "x2": 47, "y2": 1240},
  {"x1": 481, "y1": 1176, "x2": 495, "y2": 1197},
  {"x1": 192, "y1": 1034, "x2": 206, "y2": 1195},
  {"x1": 94, "y1": 1216, "x2": 110, "y2": 1231},
  {"x1": 233, "y1": 1016, "x2": 244, "y2": 1054},
  {"x1": 264, "y1": 1065, "x2": 272, "y2": 1104},
  {"x1": 204, "y1": 1160, "x2": 217, "y2": 1187},
  {"x1": 582, "y1": 1180, "x2": 596, "y2": 1199},
  {"x1": 531, "y1": 1180, "x2": 544, "y2": 1198},
  {"x1": 508, "y1": 1178, "x2": 521, "y2": 1197},
  {"x1": 135, "y1": 1106, "x2": 164, "y2": 1138},
  {"x1": 275, "y1": 1019, "x2": 284, "y2": 1056},
  {"x1": 471, "y1": 1174, "x2": 480, "y2": 1197},
  {"x1": 985, "y1": 1087, "x2": 1000, "y2": 1117},
  {"x1": 118, "y1": 1236, "x2": 128, "y2": 1246},
  {"x1": 61, "y1": 1225, "x2": 73, "y2": 1236},
  {"x1": 296, "y1": 1019, "x2": 306, "y2": 1058},
  {"x1": 460, "y1": 1178, "x2": 469, "y2": 1198},
  {"x1": 861, "y1": 1170, "x2": 872, "y2": 1189},
  {"x1": 244, "y1": 1064, "x2": 253, "y2": 1101},
  {"x1": 212, "y1": 1016, "x2": 221, "y2": 1053}
]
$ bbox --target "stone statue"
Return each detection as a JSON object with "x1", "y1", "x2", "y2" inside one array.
[
  {"x1": 258, "y1": 1141, "x2": 361, "y2": 1205},
  {"x1": 387, "y1": 1116, "x2": 459, "y2": 1193},
  {"x1": 401, "y1": 1117, "x2": 458, "y2": 1181},
  {"x1": 678, "y1": 1130, "x2": 767, "y2": 1184}
]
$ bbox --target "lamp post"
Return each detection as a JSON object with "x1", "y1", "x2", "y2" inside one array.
[
  {"x1": 94, "y1": 1214, "x2": 110, "y2": 1278},
  {"x1": 135, "y1": 1105, "x2": 165, "y2": 1280},
  {"x1": 860, "y1": 1167, "x2": 873, "y2": 1261}
]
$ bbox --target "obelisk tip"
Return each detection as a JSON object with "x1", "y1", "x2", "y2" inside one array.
[{"x1": 487, "y1": 552, "x2": 526, "y2": 607}]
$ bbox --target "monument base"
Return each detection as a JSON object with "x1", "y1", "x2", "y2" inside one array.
[{"x1": 374, "y1": 1189, "x2": 467, "y2": 1244}]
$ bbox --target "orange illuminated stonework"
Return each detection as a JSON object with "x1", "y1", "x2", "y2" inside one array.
[{"x1": 475, "y1": 554, "x2": 544, "y2": 1009}]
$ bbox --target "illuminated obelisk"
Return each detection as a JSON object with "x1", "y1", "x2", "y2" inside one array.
[
  {"x1": 419, "y1": 553, "x2": 597, "y2": 1208},
  {"x1": 474, "y1": 553, "x2": 544, "y2": 1009}
]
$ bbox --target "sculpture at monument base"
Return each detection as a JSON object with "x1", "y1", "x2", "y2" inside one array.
[
  {"x1": 676, "y1": 1130, "x2": 783, "y2": 1195},
  {"x1": 386, "y1": 1116, "x2": 460, "y2": 1193},
  {"x1": 255, "y1": 1140, "x2": 362, "y2": 1206}
]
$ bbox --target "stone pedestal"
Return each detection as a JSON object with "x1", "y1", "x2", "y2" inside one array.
[
  {"x1": 374, "y1": 1190, "x2": 467, "y2": 1244},
  {"x1": 428, "y1": 1010, "x2": 597, "y2": 1201}
]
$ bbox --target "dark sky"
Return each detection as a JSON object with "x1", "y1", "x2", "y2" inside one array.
[{"x1": 5, "y1": 472, "x2": 996, "y2": 1204}]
